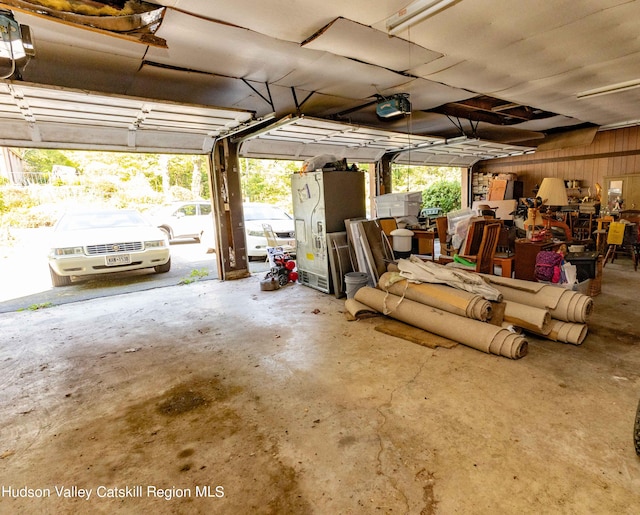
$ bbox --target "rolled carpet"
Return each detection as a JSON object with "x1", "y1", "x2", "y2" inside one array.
[
  {"x1": 528, "y1": 319, "x2": 588, "y2": 345},
  {"x1": 503, "y1": 300, "x2": 552, "y2": 335},
  {"x1": 344, "y1": 298, "x2": 379, "y2": 319},
  {"x1": 480, "y1": 274, "x2": 593, "y2": 323},
  {"x1": 354, "y1": 287, "x2": 528, "y2": 359},
  {"x1": 378, "y1": 272, "x2": 493, "y2": 322}
]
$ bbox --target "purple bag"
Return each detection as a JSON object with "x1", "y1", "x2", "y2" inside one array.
[{"x1": 535, "y1": 251, "x2": 563, "y2": 282}]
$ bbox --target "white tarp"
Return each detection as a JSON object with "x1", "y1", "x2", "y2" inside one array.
[{"x1": 397, "y1": 255, "x2": 502, "y2": 302}]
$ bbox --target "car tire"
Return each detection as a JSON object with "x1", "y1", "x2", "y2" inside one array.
[
  {"x1": 154, "y1": 258, "x2": 171, "y2": 274},
  {"x1": 634, "y1": 397, "x2": 640, "y2": 456},
  {"x1": 49, "y1": 266, "x2": 72, "y2": 287}
]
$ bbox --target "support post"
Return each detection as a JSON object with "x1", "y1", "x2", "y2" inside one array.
[
  {"x1": 209, "y1": 139, "x2": 250, "y2": 280},
  {"x1": 378, "y1": 153, "x2": 393, "y2": 197}
]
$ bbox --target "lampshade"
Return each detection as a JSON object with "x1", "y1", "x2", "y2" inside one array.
[{"x1": 537, "y1": 178, "x2": 568, "y2": 206}]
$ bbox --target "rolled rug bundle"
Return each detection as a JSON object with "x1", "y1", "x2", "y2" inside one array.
[
  {"x1": 529, "y1": 320, "x2": 588, "y2": 346},
  {"x1": 503, "y1": 300, "x2": 552, "y2": 335},
  {"x1": 548, "y1": 291, "x2": 593, "y2": 324},
  {"x1": 354, "y1": 287, "x2": 528, "y2": 359},
  {"x1": 344, "y1": 298, "x2": 379, "y2": 319},
  {"x1": 480, "y1": 275, "x2": 593, "y2": 324},
  {"x1": 378, "y1": 272, "x2": 493, "y2": 322}
]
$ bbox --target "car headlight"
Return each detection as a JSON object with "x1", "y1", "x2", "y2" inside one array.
[
  {"x1": 247, "y1": 230, "x2": 265, "y2": 237},
  {"x1": 145, "y1": 239, "x2": 167, "y2": 248},
  {"x1": 52, "y1": 246, "x2": 84, "y2": 256}
]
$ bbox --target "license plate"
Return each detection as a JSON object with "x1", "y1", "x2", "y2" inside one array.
[{"x1": 106, "y1": 254, "x2": 131, "y2": 266}]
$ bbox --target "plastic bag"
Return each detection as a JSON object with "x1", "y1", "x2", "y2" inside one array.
[{"x1": 562, "y1": 262, "x2": 578, "y2": 285}]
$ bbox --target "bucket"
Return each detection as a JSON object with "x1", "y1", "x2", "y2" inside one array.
[
  {"x1": 345, "y1": 272, "x2": 369, "y2": 299},
  {"x1": 390, "y1": 228, "x2": 414, "y2": 259}
]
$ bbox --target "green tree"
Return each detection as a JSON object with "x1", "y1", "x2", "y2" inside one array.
[
  {"x1": 163, "y1": 155, "x2": 209, "y2": 198},
  {"x1": 390, "y1": 164, "x2": 462, "y2": 213},
  {"x1": 391, "y1": 164, "x2": 461, "y2": 193},
  {"x1": 422, "y1": 180, "x2": 462, "y2": 213},
  {"x1": 241, "y1": 159, "x2": 302, "y2": 211},
  {"x1": 67, "y1": 150, "x2": 160, "y2": 182},
  {"x1": 21, "y1": 149, "x2": 80, "y2": 180}
]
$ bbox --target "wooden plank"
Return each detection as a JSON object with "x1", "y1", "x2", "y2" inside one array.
[{"x1": 375, "y1": 320, "x2": 458, "y2": 349}]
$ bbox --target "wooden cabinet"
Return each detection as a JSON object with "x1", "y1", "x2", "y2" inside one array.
[
  {"x1": 411, "y1": 229, "x2": 435, "y2": 259},
  {"x1": 514, "y1": 239, "x2": 556, "y2": 281}
]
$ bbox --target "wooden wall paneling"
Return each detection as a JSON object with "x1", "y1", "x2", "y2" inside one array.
[
  {"x1": 613, "y1": 130, "x2": 622, "y2": 154},
  {"x1": 472, "y1": 126, "x2": 640, "y2": 206},
  {"x1": 632, "y1": 128, "x2": 639, "y2": 169},
  {"x1": 631, "y1": 128, "x2": 638, "y2": 172},
  {"x1": 558, "y1": 156, "x2": 568, "y2": 179},
  {"x1": 584, "y1": 156, "x2": 594, "y2": 190},
  {"x1": 623, "y1": 128, "x2": 632, "y2": 157}
]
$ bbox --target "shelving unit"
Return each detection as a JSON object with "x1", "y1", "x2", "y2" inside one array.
[
  {"x1": 573, "y1": 212, "x2": 595, "y2": 240},
  {"x1": 471, "y1": 172, "x2": 522, "y2": 202}
]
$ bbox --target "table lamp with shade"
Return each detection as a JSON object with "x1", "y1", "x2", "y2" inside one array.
[
  {"x1": 537, "y1": 178, "x2": 569, "y2": 213},
  {"x1": 535, "y1": 177, "x2": 570, "y2": 240},
  {"x1": 523, "y1": 178, "x2": 568, "y2": 241}
]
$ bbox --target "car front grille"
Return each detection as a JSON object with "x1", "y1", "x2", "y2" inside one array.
[
  {"x1": 276, "y1": 231, "x2": 294, "y2": 238},
  {"x1": 86, "y1": 242, "x2": 143, "y2": 255}
]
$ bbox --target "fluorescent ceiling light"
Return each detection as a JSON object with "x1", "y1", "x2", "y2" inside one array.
[
  {"x1": 386, "y1": 0, "x2": 458, "y2": 35},
  {"x1": 577, "y1": 79, "x2": 640, "y2": 100},
  {"x1": 600, "y1": 119, "x2": 640, "y2": 131},
  {"x1": 444, "y1": 135, "x2": 468, "y2": 145}
]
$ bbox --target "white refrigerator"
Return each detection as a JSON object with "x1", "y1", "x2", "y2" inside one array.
[{"x1": 291, "y1": 171, "x2": 366, "y2": 293}]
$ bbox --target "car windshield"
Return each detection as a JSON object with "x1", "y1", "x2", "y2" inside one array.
[
  {"x1": 56, "y1": 210, "x2": 149, "y2": 231},
  {"x1": 243, "y1": 205, "x2": 291, "y2": 221}
]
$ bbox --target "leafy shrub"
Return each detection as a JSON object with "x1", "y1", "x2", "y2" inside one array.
[
  {"x1": 3, "y1": 205, "x2": 60, "y2": 228},
  {"x1": 168, "y1": 185, "x2": 198, "y2": 201},
  {"x1": 422, "y1": 180, "x2": 461, "y2": 214}
]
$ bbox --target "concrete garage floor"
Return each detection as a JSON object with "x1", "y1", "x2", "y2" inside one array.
[{"x1": 1, "y1": 261, "x2": 640, "y2": 514}]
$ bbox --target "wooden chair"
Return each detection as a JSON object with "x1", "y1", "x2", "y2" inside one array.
[
  {"x1": 377, "y1": 217, "x2": 397, "y2": 237},
  {"x1": 459, "y1": 218, "x2": 503, "y2": 260},
  {"x1": 448, "y1": 222, "x2": 502, "y2": 274},
  {"x1": 435, "y1": 216, "x2": 455, "y2": 257}
]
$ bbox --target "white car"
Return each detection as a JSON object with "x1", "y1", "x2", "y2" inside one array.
[
  {"x1": 243, "y1": 202, "x2": 296, "y2": 259},
  {"x1": 152, "y1": 201, "x2": 213, "y2": 242},
  {"x1": 48, "y1": 209, "x2": 171, "y2": 287}
]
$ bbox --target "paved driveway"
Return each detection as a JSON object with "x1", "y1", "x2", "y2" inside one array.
[{"x1": 0, "y1": 228, "x2": 269, "y2": 313}]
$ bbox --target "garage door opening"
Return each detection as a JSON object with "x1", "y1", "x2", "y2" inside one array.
[
  {"x1": 0, "y1": 148, "x2": 221, "y2": 309},
  {"x1": 390, "y1": 162, "x2": 464, "y2": 215}
]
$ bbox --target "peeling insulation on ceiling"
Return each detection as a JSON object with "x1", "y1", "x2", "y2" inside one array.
[
  {"x1": 4, "y1": 0, "x2": 166, "y2": 45},
  {"x1": 1, "y1": 1, "x2": 639, "y2": 155},
  {"x1": 10, "y1": 0, "x2": 150, "y2": 17}
]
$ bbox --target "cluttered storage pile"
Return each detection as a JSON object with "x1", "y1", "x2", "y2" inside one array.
[{"x1": 345, "y1": 256, "x2": 593, "y2": 360}]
